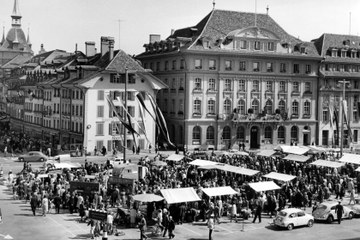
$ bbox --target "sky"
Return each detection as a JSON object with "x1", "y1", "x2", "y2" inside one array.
[{"x1": 0, "y1": 0, "x2": 359, "y2": 56}]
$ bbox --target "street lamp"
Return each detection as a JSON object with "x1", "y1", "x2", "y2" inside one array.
[{"x1": 338, "y1": 79, "x2": 350, "y2": 157}]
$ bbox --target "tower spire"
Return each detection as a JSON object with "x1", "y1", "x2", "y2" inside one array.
[
  {"x1": 11, "y1": 0, "x2": 22, "y2": 27},
  {"x1": 0, "y1": 26, "x2": 5, "y2": 46},
  {"x1": 212, "y1": 0, "x2": 216, "y2": 10}
]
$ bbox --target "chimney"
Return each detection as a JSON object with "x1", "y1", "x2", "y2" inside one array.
[
  {"x1": 101, "y1": 36, "x2": 110, "y2": 56},
  {"x1": 171, "y1": 29, "x2": 175, "y2": 36},
  {"x1": 149, "y1": 34, "x2": 161, "y2": 44},
  {"x1": 85, "y1": 41, "x2": 96, "y2": 57},
  {"x1": 108, "y1": 37, "x2": 115, "y2": 60}
]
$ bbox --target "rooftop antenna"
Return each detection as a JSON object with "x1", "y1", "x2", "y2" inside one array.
[
  {"x1": 349, "y1": 12, "x2": 351, "y2": 35},
  {"x1": 254, "y1": 0, "x2": 257, "y2": 27},
  {"x1": 266, "y1": 5, "x2": 269, "y2": 15},
  {"x1": 212, "y1": 0, "x2": 216, "y2": 10},
  {"x1": 118, "y1": 19, "x2": 124, "y2": 50}
]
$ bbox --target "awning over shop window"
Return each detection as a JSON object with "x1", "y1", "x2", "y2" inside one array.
[
  {"x1": 188, "y1": 159, "x2": 218, "y2": 166},
  {"x1": 257, "y1": 150, "x2": 276, "y2": 157},
  {"x1": 262, "y1": 172, "x2": 296, "y2": 182},
  {"x1": 160, "y1": 187, "x2": 201, "y2": 204},
  {"x1": 166, "y1": 154, "x2": 184, "y2": 162},
  {"x1": 310, "y1": 160, "x2": 345, "y2": 168},
  {"x1": 283, "y1": 154, "x2": 310, "y2": 163},
  {"x1": 339, "y1": 153, "x2": 360, "y2": 165},
  {"x1": 248, "y1": 181, "x2": 281, "y2": 192},
  {"x1": 202, "y1": 186, "x2": 238, "y2": 197}
]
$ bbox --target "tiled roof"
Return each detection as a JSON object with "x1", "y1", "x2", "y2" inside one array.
[
  {"x1": 322, "y1": 57, "x2": 360, "y2": 64},
  {"x1": 312, "y1": 33, "x2": 360, "y2": 56},
  {"x1": 319, "y1": 70, "x2": 360, "y2": 78},
  {"x1": 105, "y1": 50, "x2": 147, "y2": 73},
  {"x1": 1, "y1": 54, "x2": 31, "y2": 69}
]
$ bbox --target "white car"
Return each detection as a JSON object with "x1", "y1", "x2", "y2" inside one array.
[
  {"x1": 106, "y1": 155, "x2": 130, "y2": 168},
  {"x1": 312, "y1": 202, "x2": 354, "y2": 223},
  {"x1": 273, "y1": 208, "x2": 314, "y2": 230}
]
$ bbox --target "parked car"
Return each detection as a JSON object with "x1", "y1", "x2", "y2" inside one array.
[
  {"x1": 350, "y1": 199, "x2": 360, "y2": 217},
  {"x1": 273, "y1": 208, "x2": 314, "y2": 230},
  {"x1": 18, "y1": 151, "x2": 48, "y2": 162},
  {"x1": 312, "y1": 202, "x2": 354, "y2": 223},
  {"x1": 106, "y1": 155, "x2": 130, "y2": 168}
]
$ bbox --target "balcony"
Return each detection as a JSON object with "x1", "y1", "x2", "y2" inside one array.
[
  {"x1": 291, "y1": 91, "x2": 300, "y2": 96},
  {"x1": 291, "y1": 114, "x2": 299, "y2": 119},
  {"x1": 303, "y1": 114, "x2": 311, "y2": 119},
  {"x1": 193, "y1": 88, "x2": 203, "y2": 93},
  {"x1": 192, "y1": 112, "x2": 202, "y2": 118}
]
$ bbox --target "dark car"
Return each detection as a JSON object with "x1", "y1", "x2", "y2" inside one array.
[{"x1": 18, "y1": 151, "x2": 48, "y2": 162}]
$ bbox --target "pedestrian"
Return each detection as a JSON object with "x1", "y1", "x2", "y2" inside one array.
[
  {"x1": 94, "y1": 147, "x2": 97, "y2": 156},
  {"x1": 162, "y1": 209, "x2": 170, "y2": 237},
  {"x1": 47, "y1": 147, "x2": 51, "y2": 157},
  {"x1": 53, "y1": 194, "x2": 62, "y2": 214},
  {"x1": 252, "y1": 195, "x2": 262, "y2": 223},
  {"x1": 348, "y1": 179, "x2": 356, "y2": 205},
  {"x1": 88, "y1": 218, "x2": 96, "y2": 239},
  {"x1": 230, "y1": 201, "x2": 237, "y2": 223},
  {"x1": 76, "y1": 147, "x2": 79, "y2": 157},
  {"x1": 138, "y1": 214, "x2": 148, "y2": 240},
  {"x1": 101, "y1": 146, "x2": 107, "y2": 156},
  {"x1": 42, "y1": 195, "x2": 49, "y2": 217},
  {"x1": 4, "y1": 146, "x2": 7, "y2": 157},
  {"x1": 206, "y1": 202, "x2": 215, "y2": 240},
  {"x1": 132, "y1": 145, "x2": 136, "y2": 154},
  {"x1": 30, "y1": 193, "x2": 38, "y2": 216},
  {"x1": 335, "y1": 201, "x2": 344, "y2": 224},
  {"x1": 168, "y1": 215, "x2": 175, "y2": 239}
]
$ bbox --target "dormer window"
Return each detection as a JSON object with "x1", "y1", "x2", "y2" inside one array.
[
  {"x1": 300, "y1": 47, "x2": 306, "y2": 54},
  {"x1": 267, "y1": 42, "x2": 275, "y2": 51},
  {"x1": 331, "y1": 49, "x2": 337, "y2": 57},
  {"x1": 195, "y1": 59, "x2": 202, "y2": 69},
  {"x1": 204, "y1": 41, "x2": 210, "y2": 49},
  {"x1": 239, "y1": 40, "x2": 247, "y2": 49},
  {"x1": 225, "y1": 60, "x2": 232, "y2": 71},
  {"x1": 254, "y1": 41, "x2": 261, "y2": 50},
  {"x1": 341, "y1": 50, "x2": 347, "y2": 58}
]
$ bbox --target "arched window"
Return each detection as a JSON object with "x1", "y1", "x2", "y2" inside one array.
[
  {"x1": 265, "y1": 99, "x2": 273, "y2": 114},
  {"x1": 237, "y1": 99, "x2": 246, "y2": 115},
  {"x1": 304, "y1": 100, "x2": 311, "y2": 115},
  {"x1": 291, "y1": 126, "x2": 298, "y2": 143},
  {"x1": 192, "y1": 126, "x2": 201, "y2": 144},
  {"x1": 223, "y1": 126, "x2": 231, "y2": 140},
  {"x1": 224, "y1": 99, "x2": 232, "y2": 114},
  {"x1": 236, "y1": 126, "x2": 245, "y2": 141},
  {"x1": 292, "y1": 100, "x2": 299, "y2": 115},
  {"x1": 277, "y1": 126, "x2": 285, "y2": 144},
  {"x1": 208, "y1": 99, "x2": 215, "y2": 114},
  {"x1": 278, "y1": 99, "x2": 286, "y2": 112},
  {"x1": 252, "y1": 99, "x2": 260, "y2": 114},
  {"x1": 264, "y1": 126, "x2": 272, "y2": 143},
  {"x1": 206, "y1": 126, "x2": 215, "y2": 144}
]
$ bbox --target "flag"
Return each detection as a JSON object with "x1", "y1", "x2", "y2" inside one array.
[
  {"x1": 333, "y1": 107, "x2": 339, "y2": 144},
  {"x1": 342, "y1": 100, "x2": 353, "y2": 143},
  {"x1": 137, "y1": 97, "x2": 151, "y2": 145},
  {"x1": 328, "y1": 103, "x2": 334, "y2": 145}
]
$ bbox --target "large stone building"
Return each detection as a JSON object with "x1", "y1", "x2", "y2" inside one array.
[{"x1": 137, "y1": 9, "x2": 322, "y2": 150}]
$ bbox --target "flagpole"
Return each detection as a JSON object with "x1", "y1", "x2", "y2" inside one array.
[{"x1": 123, "y1": 68, "x2": 128, "y2": 161}]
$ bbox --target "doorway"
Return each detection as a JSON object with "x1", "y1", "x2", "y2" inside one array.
[{"x1": 250, "y1": 126, "x2": 259, "y2": 149}]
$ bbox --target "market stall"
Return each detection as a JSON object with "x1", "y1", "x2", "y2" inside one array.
[
  {"x1": 166, "y1": 154, "x2": 185, "y2": 162},
  {"x1": 275, "y1": 145, "x2": 309, "y2": 155},
  {"x1": 339, "y1": 153, "x2": 360, "y2": 165},
  {"x1": 283, "y1": 154, "x2": 311, "y2": 163},
  {"x1": 310, "y1": 160, "x2": 345, "y2": 168},
  {"x1": 248, "y1": 181, "x2": 281, "y2": 192},
  {"x1": 201, "y1": 186, "x2": 238, "y2": 197},
  {"x1": 262, "y1": 172, "x2": 296, "y2": 182},
  {"x1": 188, "y1": 159, "x2": 218, "y2": 166},
  {"x1": 132, "y1": 193, "x2": 164, "y2": 202},
  {"x1": 256, "y1": 150, "x2": 276, "y2": 157},
  {"x1": 160, "y1": 187, "x2": 201, "y2": 204}
]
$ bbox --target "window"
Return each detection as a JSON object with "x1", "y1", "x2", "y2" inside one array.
[
  {"x1": 325, "y1": 64, "x2": 329, "y2": 71},
  {"x1": 304, "y1": 101, "x2": 311, "y2": 115},
  {"x1": 278, "y1": 126, "x2": 285, "y2": 143},
  {"x1": 171, "y1": 99, "x2": 175, "y2": 113},
  {"x1": 293, "y1": 64, "x2": 300, "y2": 73},
  {"x1": 194, "y1": 99, "x2": 201, "y2": 114},
  {"x1": 194, "y1": 78, "x2": 202, "y2": 90},
  {"x1": 306, "y1": 64, "x2": 311, "y2": 74},
  {"x1": 253, "y1": 80, "x2": 259, "y2": 92},
  {"x1": 266, "y1": 63, "x2": 273, "y2": 72},
  {"x1": 224, "y1": 79, "x2": 232, "y2": 91},
  {"x1": 110, "y1": 73, "x2": 121, "y2": 83},
  {"x1": 322, "y1": 108, "x2": 329, "y2": 122},
  {"x1": 222, "y1": 126, "x2": 231, "y2": 140},
  {"x1": 178, "y1": 99, "x2": 184, "y2": 114},
  {"x1": 265, "y1": 99, "x2": 273, "y2": 114},
  {"x1": 97, "y1": 106, "x2": 104, "y2": 118},
  {"x1": 291, "y1": 126, "x2": 299, "y2": 142},
  {"x1": 279, "y1": 81, "x2": 286, "y2": 92},
  {"x1": 280, "y1": 63, "x2": 286, "y2": 73},
  {"x1": 171, "y1": 78, "x2": 176, "y2": 89},
  {"x1": 156, "y1": 62, "x2": 160, "y2": 71},
  {"x1": 180, "y1": 59, "x2": 185, "y2": 69},
  {"x1": 267, "y1": 42, "x2": 274, "y2": 51},
  {"x1": 253, "y1": 62, "x2": 260, "y2": 72},
  {"x1": 305, "y1": 82, "x2": 311, "y2": 93},
  {"x1": 225, "y1": 60, "x2": 232, "y2": 70},
  {"x1": 128, "y1": 106, "x2": 135, "y2": 117},
  {"x1": 96, "y1": 140, "x2": 103, "y2": 150},
  {"x1": 264, "y1": 126, "x2": 272, "y2": 142},
  {"x1": 252, "y1": 99, "x2": 260, "y2": 114},
  {"x1": 236, "y1": 127, "x2": 245, "y2": 141},
  {"x1": 266, "y1": 81, "x2": 273, "y2": 92},
  {"x1": 208, "y1": 78, "x2": 216, "y2": 90},
  {"x1": 192, "y1": 126, "x2": 201, "y2": 144},
  {"x1": 172, "y1": 60, "x2": 176, "y2": 70},
  {"x1": 237, "y1": 99, "x2": 246, "y2": 115},
  {"x1": 239, "y1": 61, "x2": 246, "y2": 71},
  {"x1": 195, "y1": 59, "x2": 202, "y2": 69},
  {"x1": 96, "y1": 122, "x2": 104, "y2": 135},
  {"x1": 240, "y1": 40, "x2": 247, "y2": 49},
  {"x1": 354, "y1": 130, "x2": 358, "y2": 143},
  {"x1": 293, "y1": 82, "x2": 299, "y2": 92},
  {"x1": 254, "y1": 41, "x2": 261, "y2": 50},
  {"x1": 344, "y1": 65, "x2": 350, "y2": 72},
  {"x1": 206, "y1": 126, "x2": 215, "y2": 144},
  {"x1": 165, "y1": 61, "x2": 169, "y2": 70},
  {"x1": 279, "y1": 100, "x2": 286, "y2": 112},
  {"x1": 238, "y1": 80, "x2": 245, "y2": 91},
  {"x1": 163, "y1": 99, "x2": 168, "y2": 113},
  {"x1": 220, "y1": 99, "x2": 231, "y2": 115},
  {"x1": 208, "y1": 100, "x2": 215, "y2": 114},
  {"x1": 292, "y1": 101, "x2": 299, "y2": 115},
  {"x1": 209, "y1": 60, "x2": 216, "y2": 70},
  {"x1": 179, "y1": 78, "x2": 184, "y2": 90}
]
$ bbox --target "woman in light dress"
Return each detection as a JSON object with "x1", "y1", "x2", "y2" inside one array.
[{"x1": 42, "y1": 195, "x2": 49, "y2": 216}]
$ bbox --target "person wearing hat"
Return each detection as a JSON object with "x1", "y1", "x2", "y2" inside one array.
[
  {"x1": 335, "y1": 201, "x2": 344, "y2": 224},
  {"x1": 138, "y1": 214, "x2": 148, "y2": 240}
]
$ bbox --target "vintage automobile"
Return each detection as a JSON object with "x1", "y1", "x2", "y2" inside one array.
[
  {"x1": 350, "y1": 199, "x2": 360, "y2": 217},
  {"x1": 273, "y1": 208, "x2": 314, "y2": 230},
  {"x1": 106, "y1": 154, "x2": 130, "y2": 168},
  {"x1": 312, "y1": 202, "x2": 354, "y2": 223},
  {"x1": 18, "y1": 151, "x2": 48, "y2": 162}
]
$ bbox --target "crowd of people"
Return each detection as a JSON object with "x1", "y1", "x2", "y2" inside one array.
[{"x1": 5, "y1": 145, "x2": 360, "y2": 239}]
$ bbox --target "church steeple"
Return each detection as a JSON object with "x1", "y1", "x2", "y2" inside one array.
[
  {"x1": 11, "y1": 0, "x2": 22, "y2": 27},
  {"x1": 27, "y1": 27, "x2": 31, "y2": 48},
  {"x1": 0, "y1": 26, "x2": 5, "y2": 46}
]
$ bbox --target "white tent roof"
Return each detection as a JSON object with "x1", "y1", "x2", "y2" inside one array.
[
  {"x1": 160, "y1": 187, "x2": 201, "y2": 204},
  {"x1": 215, "y1": 164, "x2": 259, "y2": 176},
  {"x1": 356, "y1": 167, "x2": 360, "y2": 172},
  {"x1": 311, "y1": 160, "x2": 345, "y2": 168},
  {"x1": 262, "y1": 172, "x2": 296, "y2": 182},
  {"x1": 275, "y1": 145, "x2": 309, "y2": 155},
  {"x1": 249, "y1": 181, "x2": 281, "y2": 192},
  {"x1": 339, "y1": 153, "x2": 360, "y2": 165},
  {"x1": 53, "y1": 162, "x2": 82, "y2": 169},
  {"x1": 166, "y1": 154, "x2": 184, "y2": 162},
  {"x1": 257, "y1": 150, "x2": 276, "y2": 157},
  {"x1": 189, "y1": 159, "x2": 218, "y2": 166},
  {"x1": 202, "y1": 186, "x2": 238, "y2": 197},
  {"x1": 283, "y1": 154, "x2": 310, "y2": 162}
]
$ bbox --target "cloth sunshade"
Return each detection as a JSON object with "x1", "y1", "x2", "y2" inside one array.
[
  {"x1": 257, "y1": 150, "x2": 276, "y2": 157},
  {"x1": 355, "y1": 167, "x2": 360, "y2": 172},
  {"x1": 166, "y1": 154, "x2": 184, "y2": 162},
  {"x1": 151, "y1": 160, "x2": 167, "y2": 166},
  {"x1": 248, "y1": 181, "x2": 281, "y2": 192},
  {"x1": 208, "y1": 164, "x2": 259, "y2": 176},
  {"x1": 283, "y1": 154, "x2": 310, "y2": 163},
  {"x1": 202, "y1": 186, "x2": 238, "y2": 197},
  {"x1": 275, "y1": 145, "x2": 309, "y2": 155},
  {"x1": 53, "y1": 162, "x2": 82, "y2": 169},
  {"x1": 132, "y1": 193, "x2": 164, "y2": 202},
  {"x1": 310, "y1": 160, "x2": 345, "y2": 168},
  {"x1": 160, "y1": 187, "x2": 201, "y2": 204},
  {"x1": 262, "y1": 172, "x2": 296, "y2": 182},
  {"x1": 188, "y1": 159, "x2": 218, "y2": 166},
  {"x1": 339, "y1": 153, "x2": 360, "y2": 165}
]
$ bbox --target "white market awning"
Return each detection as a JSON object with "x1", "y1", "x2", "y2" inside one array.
[
  {"x1": 257, "y1": 150, "x2": 276, "y2": 157},
  {"x1": 166, "y1": 154, "x2": 184, "y2": 162},
  {"x1": 311, "y1": 160, "x2": 345, "y2": 168},
  {"x1": 53, "y1": 162, "x2": 82, "y2": 169},
  {"x1": 275, "y1": 145, "x2": 309, "y2": 155},
  {"x1": 283, "y1": 154, "x2": 310, "y2": 163},
  {"x1": 160, "y1": 187, "x2": 201, "y2": 204},
  {"x1": 339, "y1": 153, "x2": 360, "y2": 165},
  {"x1": 356, "y1": 167, "x2": 360, "y2": 172},
  {"x1": 215, "y1": 164, "x2": 260, "y2": 176},
  {"x1": 189, "y1": 159, "x2": 218, "y2": 166},
  {"x1": 202, "y1": 186, "x2": 238, "y2": 197},
  {"x1": 262, "y1": 172, "x2": 296, "y2": 182},
  {"x1": 248, "y1": 181, "x2": 281, "y2": 192},
  {"x1": 307, "y1": 146, "x2": 327, "y2": 154}
]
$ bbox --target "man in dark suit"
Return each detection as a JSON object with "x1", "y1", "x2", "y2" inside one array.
[{"x1": 335, "y1": 201, "x2": 344, "y2": 224}]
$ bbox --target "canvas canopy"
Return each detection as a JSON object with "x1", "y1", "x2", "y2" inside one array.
[
  {"x1": 214, "y1": 164, "x2": 259, "y2": 176},
  {"x1": 202, "y1": 186, "x2": 238, "y2": 197},
  {"x1": 275, "y1": 145, "x2": 309, "y2": 155},
  {"x1": 248, "y1": 181, "x2": 281, "y2": 192},
  {"x1": 339, "y1": 153, "x2": 360, "y2": 165},
  {"x1": 166, "y1": 154, "x2": 184, "y2": 162},
  {"x1": 160, "y1": 187, "x2": 201, "y2": 204},
  {"x1": 188, "y1": 159, "x2": 218, "y2": 166},
  {"x1": 307, "y1": 146, "x2": 327, "y2": 154},
  {"x1": 283, "y1": 154, "x2": 310, "y2": 163},
  {"x1": 257, "y1": 150, "x2": 276, "y2": 157},
  {"x1": 262, "y1": 172, "x2": 296, "y2": 182},
  {"x1": 310, "y1": 160, "x2": 345, "y2": 168},
  {"x1": 356, "y1": 167, "x2": 360, "y2": 172},
  {"x1": 53, "y1": 162, "x2": 82, "y2": 169}
]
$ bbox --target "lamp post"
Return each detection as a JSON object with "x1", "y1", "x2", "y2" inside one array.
[{"x1": 338, "y1": 79, "x2": 350, "y2": 157}]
